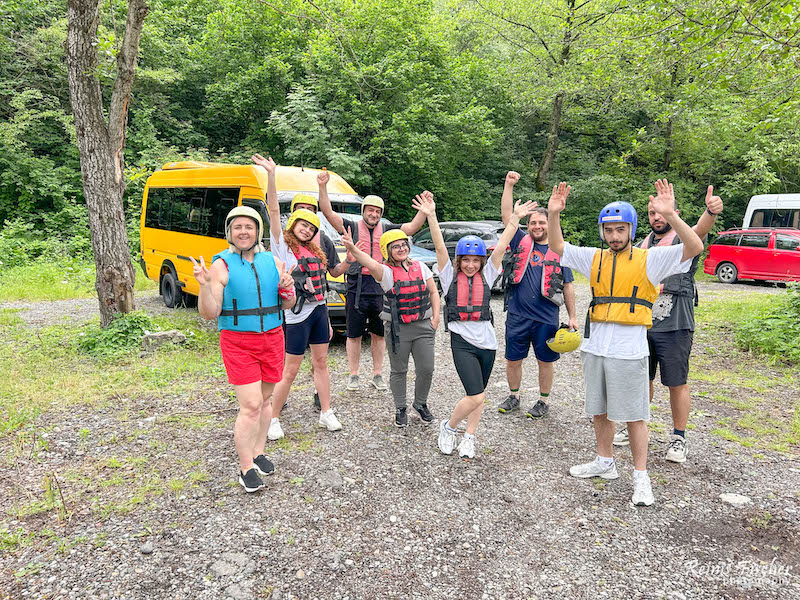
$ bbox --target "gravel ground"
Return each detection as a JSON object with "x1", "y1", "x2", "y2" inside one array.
[{"x1": 1, "y1": 281, "x2": 798, "y2": 600}]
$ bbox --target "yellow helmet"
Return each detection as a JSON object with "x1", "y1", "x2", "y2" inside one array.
[
  {"x1": 291, "y1": 193, "x2": 318, "y2": 212},
  {"x1": 546, "y1": 324, "x2": 581, "y2": 353},
  {"x1": 225, "y1": 206, "x2": 264, "y2": 245},
  {"x1": 379, "y1": 229, "x2": 409, "y2": 260},
  {"x1": 362, "y1": 195, "x2": 384, "y2": 216},
  {"x1": 286, "y1": 208, "x2": 320, "y2": 234}
]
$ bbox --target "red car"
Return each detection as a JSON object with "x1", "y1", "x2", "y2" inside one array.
[{"x1": 703, "y1": 228, "x2": 800, "y2": 283}]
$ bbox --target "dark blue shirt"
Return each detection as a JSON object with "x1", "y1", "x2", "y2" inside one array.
[{"x1": 506, "y1": 230, "x2": 573, "y2": 324}]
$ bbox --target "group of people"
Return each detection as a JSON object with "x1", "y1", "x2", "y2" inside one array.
[{"x1": 191, "y1": 156, "x2": 723, "y2": 506}]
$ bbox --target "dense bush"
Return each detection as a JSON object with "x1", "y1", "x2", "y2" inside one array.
[
  {"x1": 78, "y1": 311, "x2": 157, "y2": 358},
  {"x1": 736, "y1": 285, "x2": 800, "y2": 365}
]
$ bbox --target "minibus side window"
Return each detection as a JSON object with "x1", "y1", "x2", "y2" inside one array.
[
  {"x1": 242, "y1": 199, "x2": 270, "y2": 230},
  {"x1": 206, "y1": 189, "x2": 237, "y2": 238}
]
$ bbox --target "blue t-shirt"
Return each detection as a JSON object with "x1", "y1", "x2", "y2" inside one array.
[{"x1": 506, "y1": 230, "x2": 573, "y2": 324}]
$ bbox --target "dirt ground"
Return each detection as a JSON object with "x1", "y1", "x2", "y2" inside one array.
[{"x1": 1, "y1": 281, "x2": 798, "y2": 600}]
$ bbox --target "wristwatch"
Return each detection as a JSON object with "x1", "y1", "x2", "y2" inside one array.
[{"x1": 706, "y1": 208, "x2": 720, "y2": 216}]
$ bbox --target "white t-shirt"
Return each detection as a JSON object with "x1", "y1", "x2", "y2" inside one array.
[
  {"x1": 270, "y1": 232, "x2": 325, "y2": 325},
  {"x1": 560, "y1": 242, "x2": 692, "y2": 359},
  {"x1": 439, "y1": 260, "x2": 501, "y2": 350}
]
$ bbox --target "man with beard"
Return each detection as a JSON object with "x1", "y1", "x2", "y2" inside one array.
[
  {"x1": 318, "y1": 172, "x2": 428, "y2": 393},
  {"x1": 612, "y1": 184, "x2": 724, "y2": 463},
  {"x1": 496, "y1": 171, "x2": 578, "y2": 419}
]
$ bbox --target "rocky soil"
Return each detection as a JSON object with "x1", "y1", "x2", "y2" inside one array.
[{"x1": 1, "y1": 281, "x2": 797, "y2": 600}]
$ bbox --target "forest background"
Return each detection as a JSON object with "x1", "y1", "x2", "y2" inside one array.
[{"x1": 1, "y1": 0, "x2": 799, "y2": 267}]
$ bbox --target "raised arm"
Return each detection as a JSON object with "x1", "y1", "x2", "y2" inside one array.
[
  {"x1": 252, "y1": 153, "x2": 281, "y2": 240},
  {"x1": 692, "y1": 185, "x2": 723, "y2": 240},
  {"x1": 650, "y1": 179, "x2": 703, "y2": 261},
  {"x1": 413, "y1": 192, "x2": 448, "y2": 272},
  {"x1": 400, "y1": 194, "x2": 429, "y2": 236},
  {"x1": 501, "y1": 171, "x2": 520, "y2": 225},
  {"x1": 317, "y1": 169, "x2": 345, "y2": 233},
  {"x1": 546, "y1": 182, "x2": 571, "y2": 256},
  {"x1": 192, "y1": 256, "x2": 225, "y2": 320},
  {"x1": 341, "y1": 227, "x2": 384, "y2": 281},
  {"x1": 490, "y1": 199, "x2": 537, "y2": 269}
]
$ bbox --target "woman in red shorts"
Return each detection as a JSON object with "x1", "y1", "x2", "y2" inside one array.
[{"x1": 191, "y1": 206, "x2": 296, "y2": 493}]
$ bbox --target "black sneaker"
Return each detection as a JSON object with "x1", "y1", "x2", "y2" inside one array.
[
  {"x1": 313, "y1": 392, "x2": 321, "y2": 412},
  {"x1": 497, "y1": 395, "x2": 520, "y2": 413},
  {"x1": 253, "y1": 455, "x2": 275, "y2": 477},
  {"x1": 525, "y1": 399, "x2": 550, "y2": 419},
  {"x1": 395, "y1": 407, "x2": 409, "y2": 428},
  {"x1": 412, "y1": 403, "x2": 434, "y2": 425},
  {"x1": 238, "y1": 468, "x2": 265, "y2": 493}
]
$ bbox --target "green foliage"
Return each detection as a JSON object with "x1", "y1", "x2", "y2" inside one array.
[
  {"x1": 736, "y1": 285, "x2": 800, "y2": 364},
  {"x1": 78, "y1": 312, "x2": 157, "y2": 358}
]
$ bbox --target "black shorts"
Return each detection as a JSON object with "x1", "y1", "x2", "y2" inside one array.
[
  {"x1": 345, "y1": 292, "x2": 385, "y2": 338},
  {"x1": 451, "y1": 332, "x2": 496, "y2": 396},
  {"x1": 285, "y1": 304, "x2": 330, "y2": 355},
  {"x1": 648, "y1": 329, "x2": 693, "y2": 387}
]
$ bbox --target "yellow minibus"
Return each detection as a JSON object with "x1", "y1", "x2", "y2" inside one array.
[{"x1": 138, "y1": 161, "x2": 362, "y2": 328}]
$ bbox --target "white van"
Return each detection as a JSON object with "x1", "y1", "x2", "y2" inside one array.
[{"x1": 743, "y1": 194, "x2": 800, "y2": 229}]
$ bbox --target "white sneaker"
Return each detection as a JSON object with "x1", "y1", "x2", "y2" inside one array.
[
  {"x1": 665, "y1": 434, "x2": 688, "y2": 463},
  {"x1": 267, "y1": 417, "x2": 284, "y2": 441},
  {"x1": 457, "y1": 436, "x2": 475, "y2": 460},
  {"x1": 437, "y1": 420, "x2": 456, "y2": 455},
  {"x1": 569, "y1": 458, "x2": 619, "y2": 479},
  {"x1": 632, "y1": 473, "x2": 655, "y2": 506},
  {"x1": 613, "y1": 428, "x2": 629, "y2": 446},
  {"x1": 318, "y1": 409, "x2": 342, "y2": 432}
]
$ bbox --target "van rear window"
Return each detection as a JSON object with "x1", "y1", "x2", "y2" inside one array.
[
  {"x1": 713, "y1": 234, "x2": 739, "y2": 246},
  {"x1": 740, "y1": 234, "x2": 770, "y2": 248}
]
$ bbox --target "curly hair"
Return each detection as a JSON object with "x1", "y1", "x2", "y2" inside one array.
[{"x1": 283, "y1": 229, "x2": 328, "y2": 270}]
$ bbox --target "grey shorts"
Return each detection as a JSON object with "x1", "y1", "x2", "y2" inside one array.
[{"x1": 581, "y1": 352, "x2": 650, "y2": 422}]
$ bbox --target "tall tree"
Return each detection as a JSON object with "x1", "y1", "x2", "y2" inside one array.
[{"x1": 66, "y1": 0, "x2": 148, "y2": 326}]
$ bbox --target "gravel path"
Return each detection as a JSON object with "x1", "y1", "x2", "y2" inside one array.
[{"x1": 1, "y1": 282, "x2": 797, "y2": 600}]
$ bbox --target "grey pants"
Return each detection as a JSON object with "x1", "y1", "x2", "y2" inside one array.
[{"x1": 387, "y1": 319, "x2": 435, "y2": 409}]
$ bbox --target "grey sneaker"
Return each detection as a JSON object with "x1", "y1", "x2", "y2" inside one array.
[
  {"x1": 438, "y1": 420, "x2": 456, "y2": 455},
  {"x1": 253, "y1": 455, "x2": 275, "y2": 477},
  {"x1": 569, "y1": 459, "x2": 619, "y2": 479},
  {"x1": 347, "y1": 374, "x2": 360, "y2": 391},
  {"x1": 371, "y1": 374, "x2": 388, "y2": 391},
  {"x1": 497, "y1": 395, "x2": 520, "y2": 413},
  {"x1": 665, "y1": 434, "x2": 688, "y2": 463},
  {"x1": 525, "y1": 399, "x2": 549, "y2": 419},
  {"x1": 613, "y1": 428, "x2": 630, "y2": 446},
  {"x1": 632, "y1": 473, "x2": 655, "y2": 506}
]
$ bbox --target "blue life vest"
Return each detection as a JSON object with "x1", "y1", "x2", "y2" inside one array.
[{"x1": 213, "y1": 250, "x2": 283, "y2": 332}]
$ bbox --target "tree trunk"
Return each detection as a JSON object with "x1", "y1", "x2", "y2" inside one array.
[
  {"x1": 66, "y1": 0, "x2": 148, "y2": 326},
  {"x1": 536, "y1": 91, "x2": 565, "y2": 191},
  {"x1": 535, "y1": 0, "x2": 573, "y2": 191}
]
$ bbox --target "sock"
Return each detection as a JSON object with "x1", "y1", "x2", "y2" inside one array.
[
  {"x1": 445, "y1": 422, "x2": 457, "y2": 433},
  {"x1": 633, "y1": 469, "x2": 648, "y2": 479},
  {"x1": 540, "y1": 392, "x2": 549, "y2": 402},
  {"x1": 509, "y1": 388, "x2": 520, "y2": 398},
  {"x1": 597, "y1": 455, "x2": 614, "y2": 468},
  {"x1": 673, "y1": 428, "x2": 685, "y2": 438},
  {"x1": 463, "y1": 432, "x2": 475, "y2": 440}
]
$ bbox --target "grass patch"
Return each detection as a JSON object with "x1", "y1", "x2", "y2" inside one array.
[
  {"x1": 0, "y1": 259, "x2": 156, "y2": 302},
  {"x1": 0, "y1": 309, "x2": 24, "y2": 326}
]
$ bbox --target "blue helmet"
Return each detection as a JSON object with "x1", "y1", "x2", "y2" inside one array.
[
  {"x1": 598, "y1": 201, "x2": 637, "y2": 242},
  {"x1": 455, "y1": 235, "x2": 487, "y2": 257}
]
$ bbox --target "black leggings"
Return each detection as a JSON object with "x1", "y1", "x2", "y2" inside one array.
[{"x1": 451, "y1": 331, "x2": 496, "y2": 396}]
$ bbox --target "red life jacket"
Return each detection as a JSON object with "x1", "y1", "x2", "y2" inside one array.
[
  {"x1": 445, "y1": 270, "x2": 492, "y2": 324},
  {"x1": 346, "y1": 220, "x2": 383, "y2": 276},
  {"x1": 381, "y1": 261, "x2": 432, "y2": 325},
  {"x1": 502, "y1": 235, "x2": 565, "y2": 308},
  {"x1": 291, "y1": 244, "x2": 327, "y2": 314}
]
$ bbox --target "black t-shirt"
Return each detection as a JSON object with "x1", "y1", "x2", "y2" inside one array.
[
  {"x1": 320, "y1": 232, "x2": 340, "y2": 271},
  {"x1": 341, "y1": 217, "x2": 400, "y2": 296}
]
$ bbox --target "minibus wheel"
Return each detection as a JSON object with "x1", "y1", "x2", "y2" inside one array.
[{"x1": 161, "y1": 271, "x2": 184, "y2": 308}]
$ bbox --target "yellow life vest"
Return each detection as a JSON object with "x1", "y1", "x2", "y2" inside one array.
[{"x1": 587, "y1": 247, "x2": 658, "y2": 333}]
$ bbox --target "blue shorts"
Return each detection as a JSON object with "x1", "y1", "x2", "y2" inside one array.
[
  {"x1": 504, "y1": 313, "x2": 560, "y2": 363},
  {"x1": 285, "y1": 304, "x2": 330, "y2": 355}
]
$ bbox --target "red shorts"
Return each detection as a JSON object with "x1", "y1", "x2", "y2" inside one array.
[{"x1": 220, "y1": 327, "x2": 285, "y2": 385}]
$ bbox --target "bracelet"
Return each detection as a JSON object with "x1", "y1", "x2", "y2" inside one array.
[
  {"x1": 344, "y1": 259, "x2": 355, "y2": 265},
  {"x1": 706, "y1": 208, "x2": 720, "y2": 216}
]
